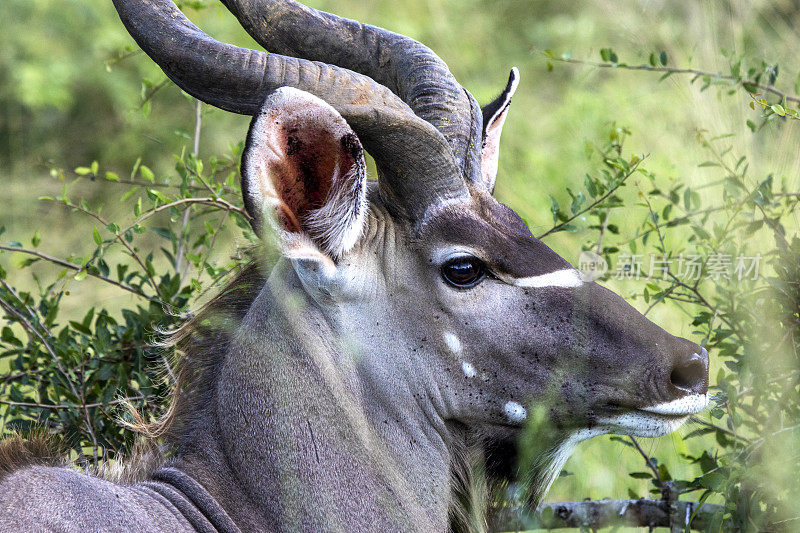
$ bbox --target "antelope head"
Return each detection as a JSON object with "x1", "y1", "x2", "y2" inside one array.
[{"x1": 114, "y1": 0, "x2": 709, "y2": 527}]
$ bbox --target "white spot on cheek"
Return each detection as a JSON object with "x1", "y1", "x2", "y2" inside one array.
[
  {"x1": 512, "y1": 269, "x2": 584, "y2": 288},
  {"x1": 444, "y1": 332, "x2": 462, "y2": 354},
  {"x1": 462, "y1": 361, "x2": 476, "y2": 378},
  {"x1": 504, "y1": 401, "x2": 527, "y2": 423}
]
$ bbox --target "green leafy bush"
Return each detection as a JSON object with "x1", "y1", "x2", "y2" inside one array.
[{"x1": 0, "y1": 110, "x2": 254, "y2": 466}]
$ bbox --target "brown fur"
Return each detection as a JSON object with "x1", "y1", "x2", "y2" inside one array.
[{"x1": 0, "y1": 431, "x2": 65, "y2": 483}]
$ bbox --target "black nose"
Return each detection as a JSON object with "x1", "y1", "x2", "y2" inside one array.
[{"x1": 670, "y1": 346, "x2": 709, "y2": 394}]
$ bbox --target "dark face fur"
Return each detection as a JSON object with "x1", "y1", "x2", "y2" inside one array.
[{"x1": 353, "y1": 188, "x2": 709, "y2": 495}]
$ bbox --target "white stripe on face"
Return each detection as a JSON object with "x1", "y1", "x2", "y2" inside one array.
[{"x1": 510, "y1": 268, "x2": 584, "y2": 288}]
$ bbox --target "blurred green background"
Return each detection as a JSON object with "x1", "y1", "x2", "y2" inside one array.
[{"x1": 2, "y1": 0, "x2": 799, "y2": 512}]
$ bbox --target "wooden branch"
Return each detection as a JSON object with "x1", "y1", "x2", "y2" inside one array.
[{"x1": 490, "y1": 498, "x2": 723, "y2": 531}]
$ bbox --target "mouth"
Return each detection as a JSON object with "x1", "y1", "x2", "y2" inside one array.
[{"x1": 599, "y1": 394, "x2": 709, "y2": 438}]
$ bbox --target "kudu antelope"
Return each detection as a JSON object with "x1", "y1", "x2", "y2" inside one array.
[{"x1": 0, "y1": 0, "x2": 709, "y2": 531}]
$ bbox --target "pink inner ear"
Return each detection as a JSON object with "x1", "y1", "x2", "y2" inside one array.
[
  {"x1": 270, "y1": 123, "x2": 342, "y2": 233},
  {"x1": 480, "y1": 107, "x2": 509, "y2": 190}
]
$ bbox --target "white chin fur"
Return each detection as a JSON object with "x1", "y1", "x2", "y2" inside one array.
[
  {"x1": 598, "y1": 394, "x2": 708, "y2": 438},
  {"x1": 639, "y1": 394, "x2": 708, "y2": 415},
  {"x1": 536, "y1": 398, "x2": 707, "y2": 500},
  {"x1": 598, "y1": 411, "x2": 689, "y2": 438}
]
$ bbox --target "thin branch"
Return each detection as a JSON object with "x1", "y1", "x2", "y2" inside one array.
[
  {"x1": 0, "y1": 396, "x2": 147, "y2": 411},
  {"x1": 629, "y1": 436, "x2": 663, "y2": 486},
  {"x1": 140, "y1": 78, "x2": 171, "y2": 109},
  {"x1": 0, "y1": 245, "x2": 151, "y2": 300},
  {"x1": 688, "y1": 415, "x2": 751, "y2": 444},
  {"x1": 67, "y1": 203, "x2": 163, "y2": 299},
  {"x1": 547, "y1": 54, "x2": 800, "y2": 104},
  {"x1": 490, "y1": 498, "x2": 723, "y2": 531},
  {"x1": 538, "y1": 156, "x2": 645, "y2": 239},
  {"x1": 176, "y1": 99, "x2": 203, "y2": 276}
]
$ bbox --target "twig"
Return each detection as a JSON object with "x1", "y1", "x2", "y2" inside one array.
[
  {"x1": 629, "y1": 436, "x2": 663, "y2": 486},
  {"x1": 176, "y1": 99, "x2": 203, "y2": 276},
  {"x1": 490, "y1": 498, "x2": 722, "y2": 531},
  {"x1": 0, "y1": 245, "x2": 151, "y2": 300},
  {"x1": 140, "y1": 78, "x2": 171, "y2": 109},
  {"x1": 547, "y1": 54, "x2": 800, "y2": 104},
  {"x1": 538, "y1": 156, "x2": 645, "y2": 239},
  {"x1": 0, "y1": 396, "x2": 146, "y2": 411},
  {"x1": 67, "y1": 203, "x2": 163, "y2": 299},
  {"x1": 688, "y1": 416, "x2": 751, "y2": 444}
]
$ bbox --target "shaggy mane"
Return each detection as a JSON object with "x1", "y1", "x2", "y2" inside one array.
[
  {"x1": 0, "y1": 431, "x2": 65, "y2": 483},
  {"x1": 127, "y1": 258, "x2": 268, "y2": 450}
]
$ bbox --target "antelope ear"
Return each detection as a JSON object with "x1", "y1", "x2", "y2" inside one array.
[
  {"x1": 241, "y1": 87, "x2": 368, "y2": 268},
  {"x1": 480, "y1": 68, "x2": 519, "y2": 193}
]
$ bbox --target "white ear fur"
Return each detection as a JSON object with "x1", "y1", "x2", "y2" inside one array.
[
  {"x1": 481, "y1": 67, "x2": 519, "y2": 193},
  {"x1": 242, "y1": 87, "x2": 368, "y2": 260}
]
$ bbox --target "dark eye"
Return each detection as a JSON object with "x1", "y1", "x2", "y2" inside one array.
[{"x1": 441, "y1": 256, "x2": 486, "y2": 288}]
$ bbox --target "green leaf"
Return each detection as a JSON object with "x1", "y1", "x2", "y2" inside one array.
[
  {"x1": 74, "y1": 270, "x2": 88, "y2": 281},
  {"x1": 600, "y1": 48, "x2": 618, "y2": 63},
  {"x1": 31, "y1": 231, "x2": 41, "y2": 248},
  {"x1": 105, "y1": 171, "x2": 120, "y2": 182},
  {"x1": 548, "y1": 195, "x2": 560, "y2": 225},
  {"x1": 91, "y1": 160, "x2": 99, "y2": 175},
  {"x1": 770, "y1": 104, "x2": 785, "y2": 116},
  {"x1": 140, "y1": 165, "x2": 155, "y2": 183},
  {"x1": 74, "y1": 166, "x2": 91, "y2": 176},
  {"x1": 120, "y1": 185, "x2": 141, "y2": 203},
  {"x1": 92, "y1": 226, "x2": 102, "y2": 246},
  {"x1": 649, "y1": 53, "x2": 657, "y2": 67},
  {"x1": 659, "y1": 51, "x2": 667, "y2": 66}
]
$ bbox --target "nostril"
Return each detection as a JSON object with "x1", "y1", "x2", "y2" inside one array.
[{"x1": 670, "y1": 352, "x2": 708, "y2": 392}]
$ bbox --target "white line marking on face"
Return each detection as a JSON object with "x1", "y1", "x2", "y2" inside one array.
[
  {"x1": 511, "y1": 268, "x2": 584, "y2": 288},
  {"x1": 444, "y1": 332, "x2": 462, "y2": 355},
  {"x1": 462, "y1": 361, "x2": 476, "y2": 379},
  {"x1": 504, "y1": 401, "x2": 527, "y2": 423},
  {"x1": 639, "y1": 394, "x2": 708, "y2": 415}
]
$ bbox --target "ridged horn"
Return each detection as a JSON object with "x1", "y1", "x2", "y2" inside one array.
[
  {"x1": 219, "y1": 0, "x2": 483, "y2": 181},
  {"x1": 111, "y1": 0, "x2": 470, "y2": 220}
]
